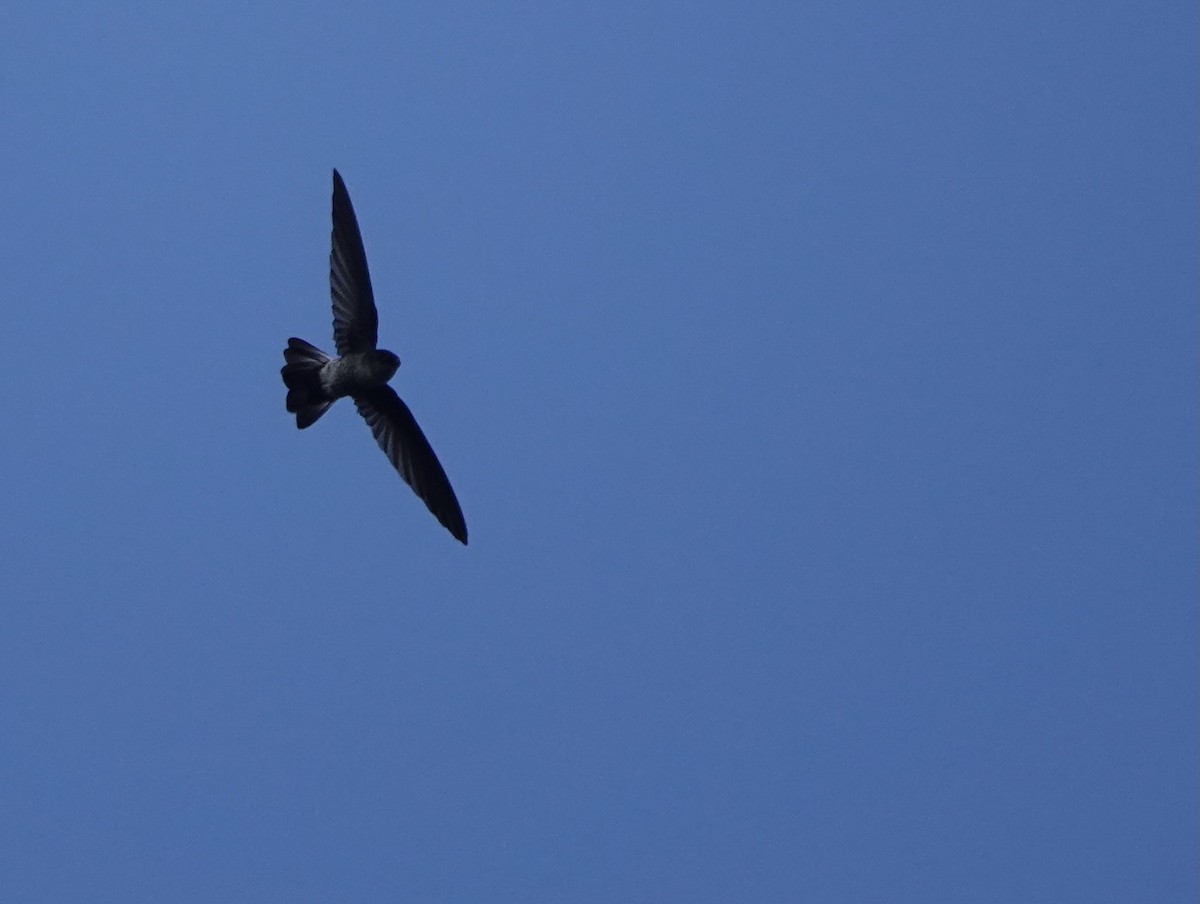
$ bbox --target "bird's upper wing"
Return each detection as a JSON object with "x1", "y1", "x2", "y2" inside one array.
[
  {"x1": 354, "y1": 386, "x2": 468, "y2": 544},
  {"x1": 330, "y1": 169, "x2": 379, "y2": 355}
]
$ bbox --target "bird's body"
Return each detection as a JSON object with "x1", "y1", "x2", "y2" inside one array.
[
  {"x1": 281, "y1": 170, "x2": 468, "y2": 544},
  {"x1": 320, "y1": 350, "x2": 400, "y2": 401}
]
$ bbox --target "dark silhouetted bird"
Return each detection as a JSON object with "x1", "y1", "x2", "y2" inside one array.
[{"x1": 281, "y1": 170, "x2": 468, "y2": 544}]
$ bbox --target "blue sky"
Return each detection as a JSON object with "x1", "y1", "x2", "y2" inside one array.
[{"x1": 1, "y1": 3, "x2": 1195, "y2": 901}]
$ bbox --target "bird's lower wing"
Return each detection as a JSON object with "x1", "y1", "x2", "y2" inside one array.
[{"x1": 353, "y1": 387, "x2": 468, "y2": 544}]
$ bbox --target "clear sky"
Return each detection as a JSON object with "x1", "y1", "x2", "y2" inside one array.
[{"x1": 1, "y1": 3, "x2": 1195, "y2": 902}]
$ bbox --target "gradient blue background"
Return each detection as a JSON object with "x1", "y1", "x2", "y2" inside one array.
[{"x1": 1, "y1": 4, "x2": 1195, "y2": 901}]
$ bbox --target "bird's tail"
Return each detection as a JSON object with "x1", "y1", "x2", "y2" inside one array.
[{"x1": 282, "y1": 337, "x2": 333, "y2": 429}]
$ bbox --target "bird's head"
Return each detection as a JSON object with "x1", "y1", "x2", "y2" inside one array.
[{"x1": 369, "y1": 349, "x2": 401, "y2": 382}]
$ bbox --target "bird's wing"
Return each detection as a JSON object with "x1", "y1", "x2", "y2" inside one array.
[
  {"x1": 354, "y1": 387, "x2": 468, "y2": 544},
  {"x1": 330, "y1": 169, "x2": 380, "y2": 355}
]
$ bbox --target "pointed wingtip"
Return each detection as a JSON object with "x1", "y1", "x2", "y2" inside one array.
[
  {"x1": 442, "y1": 509, "x2": 468, "y2": 545},
  {"x1": 444, "y1": 515, "x2": 468, "y2": 545}
]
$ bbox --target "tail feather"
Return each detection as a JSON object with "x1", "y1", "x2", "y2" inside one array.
[{"x1": 281, "y1": 337, "x2": 333, "y2": 429}]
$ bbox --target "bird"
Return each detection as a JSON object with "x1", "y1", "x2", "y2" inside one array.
[{"x1": 281, "y1": 169, "x2": 468, "y2": 545}]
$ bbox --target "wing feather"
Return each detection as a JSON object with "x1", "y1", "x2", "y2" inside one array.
[
  {"x1": 330, "y1": 169, "x2": 379, "y2": 354},
  {"x1": 354, "y1": 387, "x2": 468, "y2": 544}
]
